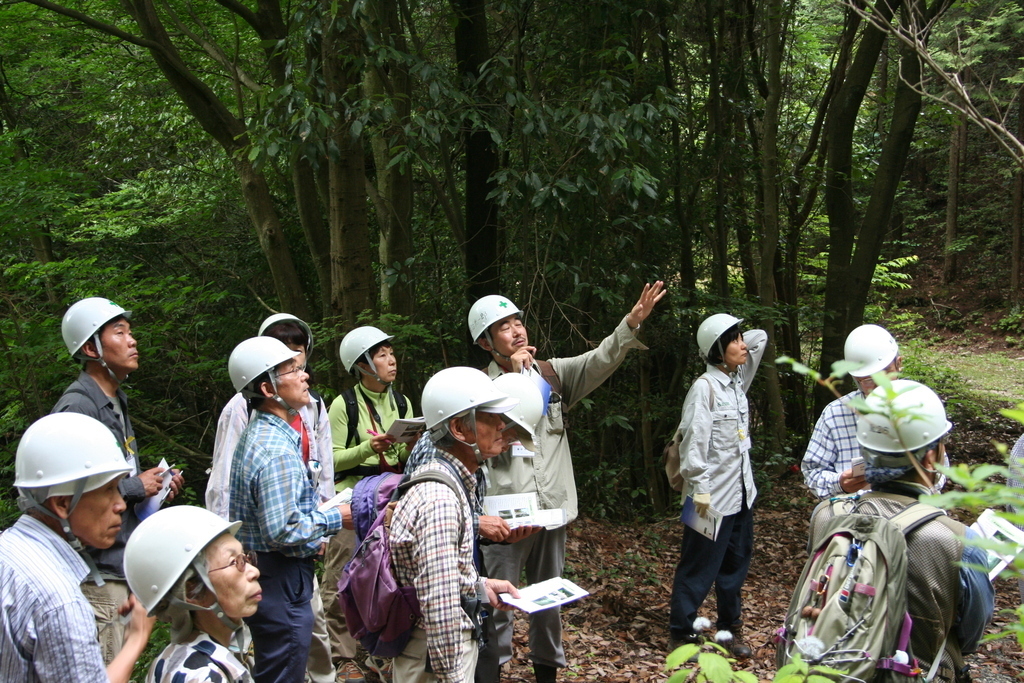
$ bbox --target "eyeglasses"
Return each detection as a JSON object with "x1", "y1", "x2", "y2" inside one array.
[
  {"x1": 208, "y1": 550, "x2": 258, "y2": 574},
  {"x1": 276, "y1": 363, "x2": 307, "y2": 378}
]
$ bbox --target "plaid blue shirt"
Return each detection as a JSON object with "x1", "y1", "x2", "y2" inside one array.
[
  {"x1": 228, "y1": 410, "x2": 343, "y2": 556},
  {"x1": 801, "y1": 390, "x2": 861, "y2": 499}
]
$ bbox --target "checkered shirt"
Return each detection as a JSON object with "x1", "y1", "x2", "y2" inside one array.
[
  {"x1": 801, "y1": 389, "x2": 862, "y2": 499},
  {"x1": 228, "y1": 410, "x2": 343, "y2": 556},
  {"x1": 390, "y1": 446, "x2": 479, "y2": 682}
]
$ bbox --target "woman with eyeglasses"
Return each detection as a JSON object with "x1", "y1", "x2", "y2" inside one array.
[{"x1": 125, "y1": 505, "x2": 262, "y2": 683}]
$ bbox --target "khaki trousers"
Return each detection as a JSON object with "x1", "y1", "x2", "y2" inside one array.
[
  {"x1": 394, "y1": 627, "x2": 478, "y2": 683},
  {"x1": 80, "y1": 578, "x2": 130, "y2": 665},
  {"x1": 320, "y1": 528, "x2": 359, "y2": 661}
]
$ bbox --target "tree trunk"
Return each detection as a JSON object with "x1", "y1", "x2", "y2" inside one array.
[
  {"x1": 820, "y1": 0, "x2": 941, "y2": 417},
  {"x1": 292, "y1": 155, "x2": 333, "y2": 317},
  {"x1": 452, "y1": 0, "x2": 500, "y2": 303},
  {"x1": 323, "y1": 3, "x2": 375, "y2": 330},
  {"x1": 818, "y1": 0, "x2": 899, "y2": 411},
  {"x1": 364, "y1": 0, "x2": 415, "y2": 318},
  {"x1": 1013, "y1": 88, "x2": 1023, "y2": 307},
  {"x1": 231, "y1": 156, "x2": 313, "y2": 321},
  {"x1": 705, "y1": 0, "x2": 731, "y2": 298},
  {"x1": 640, "y1": 351, "x2": 667, "y2": 513},
  {"x1": 943, "y1": 110, "x2": 965, "y2": 284},
  {"x1": 757, "y1": 0, "x2": 787, "y2": 454}
]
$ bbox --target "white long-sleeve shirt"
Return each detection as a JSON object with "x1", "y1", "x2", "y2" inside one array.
[{"x1": 676, "y1": 330, "x2": 767, "y2": 516}]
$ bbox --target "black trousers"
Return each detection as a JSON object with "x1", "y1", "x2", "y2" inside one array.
[{"x1": 668, "y1": 499, "x2": 754, "y2": 639}]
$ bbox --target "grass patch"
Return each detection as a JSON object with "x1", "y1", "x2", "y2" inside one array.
[{"x1": 908, "y1": 342, "x2": 1024, "y2": 404}]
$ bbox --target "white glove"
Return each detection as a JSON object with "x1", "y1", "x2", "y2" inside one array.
[{"x1": 693, "y1": 493, "x2": 712, "y2": 518}]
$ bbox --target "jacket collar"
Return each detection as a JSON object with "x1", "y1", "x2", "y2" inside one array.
[
  {"x1": 705, "y1": 364, "x2": 737, "y2": 386},
  {"x1": 73, "y1": 370, "x2": 128, "y2": 407}
]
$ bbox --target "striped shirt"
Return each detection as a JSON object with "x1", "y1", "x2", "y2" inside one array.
[
  {"x1": 228, "y1": 410, "x2": 343, "y2": 556},
  {"x1": 0, "y1": 515, "x2": 108, "y2": 682},
  {"x1": 391, "y1": 447, "x2": 478, "y2": 682},
  {"x1": 801, "y1": 390, "x2": 862, "y2": 499}
]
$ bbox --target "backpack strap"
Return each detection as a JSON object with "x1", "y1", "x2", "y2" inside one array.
[
  {"x1": 699, "y1": 375, "x2": 714, "y2": 412},
  {"x1": 535, "y1": 360, "x2": 563, "y2": 398},
  {"x1": 335, "y1": 388, "x2": 408, "y2": 482},
  {"x1": 343, "y1": 388, "x2": 359, "y2": 448},
  {"x1": 886, "y1": 502, "x2": 946, "y2": 536},
  {"x1": 394, "y1": 389, "x2": 410, "y2": 418},
  {"x1": 307, "y1": 388, "x2": 325, "y2": 432},
  {"x1": 395, "y1": 470, "x2": 468, "y2": 544}
]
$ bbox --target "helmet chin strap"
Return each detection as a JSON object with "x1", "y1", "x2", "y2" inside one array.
[
  {"x1": 356, "y1": 351, "x2": 393, "y2": 389},
  {"x1": 267, "y1": 372, "x2": 298, "y2": 417},
  {"x1": 19, "y1": 480, "x2": 106, "y2": 586},
  {"x1": 91, "y1": 333, "x2": 127, "y2": 384},
  {"x1": 483, "y1": 331, "x2": 515, "y2": 365},
  {"x1": 357, "y1": 352, "x2": 400, "y2": 412},
  {"x1": 168, "y1": 583, "x2": 246, "y2": 652},
  {"x1": 451, "y1": 408, "x2": 486, "y2": 465}
]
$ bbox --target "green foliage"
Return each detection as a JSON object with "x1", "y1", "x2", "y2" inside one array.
[
  {"x1": 664, "y1": 642, "x2": 758, "y2": 683},
  {"x1": 995, "y1": 310, "x2": 1024, "y2": 334}
]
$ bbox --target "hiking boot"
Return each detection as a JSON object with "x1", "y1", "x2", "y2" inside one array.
[
  {"x1": 534, "y1": 662, "x2": 558, "y2": 683},
  {"x1": 336, "y1": 659, "x2": 366, "y2": 683},
  {"x1": 669, "y1": 633, "x2": 704, "y2": 662},
  {"x1": 714, "y1": 625, "x2": 753, "y2": 659}
]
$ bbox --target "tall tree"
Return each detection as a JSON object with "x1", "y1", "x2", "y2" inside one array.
[
  {"x1": 818, "y1": 0, "x2": 949, "y2": 405},
  {"x1": 20, "y1": 0, "x2": 392, "y2": 327},
  {"x1": 452, "y1": 0, "x2": 500, "y2": 304}
]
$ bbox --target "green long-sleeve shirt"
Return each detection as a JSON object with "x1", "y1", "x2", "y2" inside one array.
[{"x1": 328, "y1": 384, "x2": 412, "y2": 491}]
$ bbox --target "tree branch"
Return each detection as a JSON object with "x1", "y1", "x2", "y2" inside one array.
[
  {"x1": 842, "y1": 0, "x2": 1024, "y2": 168},
  {"x1": 156, "y1": 0, "x2": 263, "y2": 93},
  {"x1": 22, "y1": 0, "x2": 166, "y2": 53}
]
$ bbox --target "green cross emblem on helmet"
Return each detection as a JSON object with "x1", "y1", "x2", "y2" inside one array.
[{"x1": 498, "y1": 301, "x2": 508, "y2": 308}]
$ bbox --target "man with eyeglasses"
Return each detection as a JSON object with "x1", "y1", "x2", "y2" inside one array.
[
  {"x1": 226, "y1": 337, "x2": 349, "y2": 683},
  {"x1": 206, "y1": 314, "x2": 338, "y2": 682},
  {"x1": 801, "y1": 324, "x2": 902, "y2": 499}
]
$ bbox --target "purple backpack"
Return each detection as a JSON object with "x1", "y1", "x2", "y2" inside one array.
[
  {"x1": 338, "y1": 470, "x2": 466, "y2": 658},
  {"x1": 350, "y1": 472, "x2": 404, "y2": 543}
]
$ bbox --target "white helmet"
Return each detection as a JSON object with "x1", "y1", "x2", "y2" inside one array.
[
  {"x1": 259, "y1": 313, "x2": 314, "y2": 354},
  {"x1": 468, "y1": 295, "x2": 522, "y2": 343},
  {"x1": 845, "y1": 324, "x2": 899, "y2": 378},
  {"x1": 492, "y1": 373, "x2": 545, "y2": 452},
  {"x1": 696, "y1": 313, "x2": 743, "y2": 363},
  {"x1": 15, "y1": 412, "x2": 131, "y2": 498},
  {"x1": 62, "y1": 297, "x2": 132, "y2": 359},
  {"x1": 228, "y1": 337, "x2": 299, "y2": 394},
  {"x1": 339, "y1": 326, "x2": 394, "y2": 375},
  {"x1": 421, "y1": 367, "x2": 519, "y2": 440},
  {"x1": 125, "y1": 506, "x2": 241, "y2": 615},
  {"x1": 857, "y1": 380, "x2": 952, "y2": 466}
]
